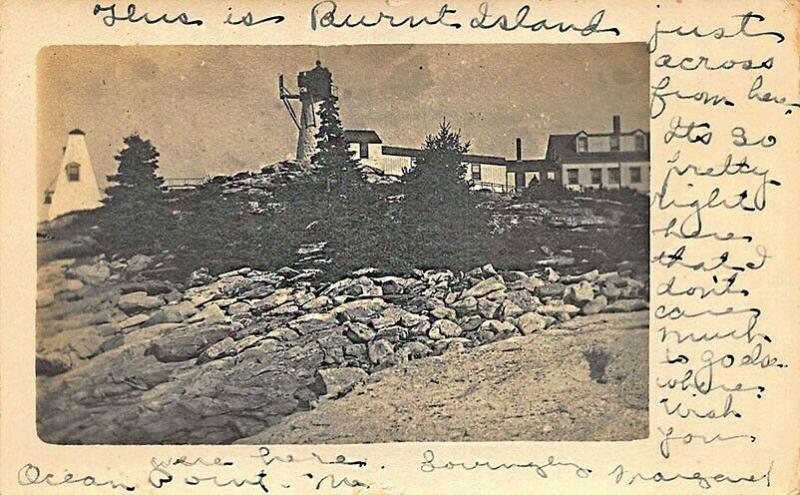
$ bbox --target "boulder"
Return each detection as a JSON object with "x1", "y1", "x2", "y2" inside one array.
[
  {"x1": 463, "y1": 276, "x2": 505, "y2": 298},
  {"x1": 36, "y1": 352, "x2": 72, "y2": 376},
  {"x1": 256, "y1": 288, "x2": 294, "y2": 310},
  {"x1": 188, "y1": 267, "x2": 212, "y2": 287},
  {"x1": 477, "y1": 298, "x2": 500, "y2": 319},
  {"x1": 233, "y1": 335, "x2": 266, "y2": 354},
  {"x1": 276, "y1": 266, "x2": 300, "y2": 277},
  {"x1": 344, "y1": 321, "x2": 376, "y2": 343},
  {"x1": 430, "y1": 306, "x2": 457, "y2": 320},
  {"x1": 37, "y1": 290, "x2": 55, "y2": 308},
  {"x1": 560, "y1": 269, "x2": 600, "y2": 284},
  {"x1": 399, "y1": 311, "x2": 425, "y2": 328},
  {"x1": 118, "y1": 291, "x2": 163, "y2": 314},
  {"x1": 197, "y1": 337, "x2": 236, "y2": 364},
  {"x1": 322, "y1": 276, "x2": 382, "y2": 298},
  {"x1": 370, "y1": 306, "x2": 407, "y2": 329},
  {"x1": 601, "y1": 272, "x2": 627, "y2": 287},
  {"x1": 564, "y1": 281, "x2": 595, "y2": 306},
  {"x1": 376, "y1": 326, "x2": 407, "y2": 343},
  {"x1": 507, "y1": 275, "x2": 544, "y2": 293},
  {"x1": 227, "y1": 302, "x2": 251, "y2": 316},
  {"x1": 536, "y1": 282, "x2": 566, "y2": 298},
  {"x1": 434, "y1": 337, "x2": 471, "y2": 354},
  {"x1": 544, "y1": 267, "x2": 560, "y2": 282},
  {"x1": 429, "y1": 319, "x2": 463, "y2": 339},
  {"x1": 313, "y1": 367, "x2": 368, "y2": 397},
  {"x1": 343, "y1": 343, "x2": 368, "y2": 359},
  {"x1": 480, "y1": 264, "x2": 498, "y2": 276},
  {"x1": 62, "y1": 279, "x2": 85, "y2": 293},
  {"x1": 399, "y1": 341, "x2": 431, "y2": 360},
  {"x1": 120, "y1": 313, "x2": 151, "y2": 329},
  {"x1": 500, "y1": 300, "x2": 525, "y2": 319},
  {"x1": 581, "y1": 295, "x2": 608, "y2": 315},
  {"x1": 368, "y1": 339, "x2": 395, "y2": 365},
  {"x1": 374, "y1": 276, "x2": 414, "y2": 295},
  {"x1": 475, "y1": 329, "x2": 497, "y2": 344},
  {"x1": 266, "y1": 327, "x2": 300, "y2": 341},
  {"x1": 332, "y1": 298, "x2": 387, "y2": 323},
  {"x1": 188, "y1": 304, "x2": 227, "y2": 324},
  {"x1": 602, "y1": 284, "x2": 622, "y2": 300},
  {"x1": 409, "y1": 319, "x2": 431, "y2": 337},
  {"x1": 502, "y1": 271, "x2": 529, "y2": 283},
  {"x1": 479, "y1": 320, "x2": 516, "y2": 334},
  {"x1": 604, "y1": 299, "x2": 648, "y2": 313},
  {"x1": 288, "y1": 312, "x2": 338, "y2": 335},
  {"x1": 145, "y1": 326, "x2": 228, "y2": 363},
  {"x1": 515, "y1": 312, "x2": 551, "y2": 335},
  {"x1": 125, "y1": 254, "x2": 153, "y2": 273},
  {"x1": 119, "y1": 279, "x2": 176, "y2": 296},
  {"x1": 214, "y1": 297, "x2": 238, "y2": 308},
  {"x1": 459, "y1": 315, "x2": 483, "y2": 332},
  {"x1": 451, "y1": 296, "x2": 478, "y2": 316},
  {"x1": 148, "y1": 301, "x2": 197, "y2": 324},
  {"x1": 505, "y1": 290, "x2": 540, "y2": 313},
  {"x1": 70, "y1": 261, "x2": 111, "y2": 284},
  {"x1": 537, "y1": 303, "x2": 581, "y2": 317},
  {"x1": 267, "y1": 303, "x2": 300, "y2": 316},
  {"x1": 302, "y1": 296, "x2": 331, "y2": 311}
]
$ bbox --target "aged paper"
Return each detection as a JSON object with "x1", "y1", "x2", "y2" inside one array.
[{"x1": 1, "y1": 0, "x2": 799, "y2": 493}]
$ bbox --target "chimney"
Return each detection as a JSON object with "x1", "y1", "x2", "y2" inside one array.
[
  {"x1": 516, "y1": 138, "x2": 522, "y2": 161},
  {"x1": 613, "y1": 115, "x2": 621, "y2": 135}
]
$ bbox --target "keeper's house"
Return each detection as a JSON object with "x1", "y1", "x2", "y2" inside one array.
[
  {"x1": 344, "y1": 130, "x2": 558, "y2": 193},
  {"x1": 545, "y1": 115, "x2": 650, "y2": 193},
  {"x1": 344, "y1": 115, "x2": 649, "y2": 194}
]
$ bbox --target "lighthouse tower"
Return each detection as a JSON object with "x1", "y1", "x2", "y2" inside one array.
[
  {"x1": 279, "y1": 61, "x2": 334, "y2": 163},
  {"x1": 44, "y1": 129, "x2": 103, "y2": 221}
]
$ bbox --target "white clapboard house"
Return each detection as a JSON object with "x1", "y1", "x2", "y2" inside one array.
[{"x1": 545, "y1": 116, "x2": 650, "y2": 193}]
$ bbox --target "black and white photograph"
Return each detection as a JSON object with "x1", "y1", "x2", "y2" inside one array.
[{"x1": 36, "y1": 44, "x2": 650, "y2": 445}]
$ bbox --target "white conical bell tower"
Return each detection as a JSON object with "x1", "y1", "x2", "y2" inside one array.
[{"x1": 44, "y1": 129, "x2": 103, "y2": 221}]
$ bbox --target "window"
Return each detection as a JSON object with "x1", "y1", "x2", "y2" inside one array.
[
  {"x1": 471, "y1": 164, "x2": 481, "y2": 181},
  {"x1": 635, "y1": 134, "x2": 646, "y2": 151},
  {"x1": 44, "y1": 192, "x2": 52, "y2": 205},
  {"x1": 610, "y1": 135, "x2": 620, "y2": 151},
  {"x1": 359, "y1": 143, "x2": 369, "y2": 159},
  {"x1": 630, "y1": 167, "x2": 642, "y2": 183},
  {"x1": 567, "y1": 169, "x2": 579, "y2": 185},
  {"x1": 546, "y1": 171, "x2": 556, "y2": 180},
  {"x1": 591, "y1": 168, "x2": 602, "y2": 185},
  {"x1": 577, "y1": 136, "x2": 588, "y2": 152},
  {"x1": 66, "y1": 162, "x2": 80, "y2": 182},
  {"x1": 608, "y1": 168, "x2": 621, "y2": 184}
]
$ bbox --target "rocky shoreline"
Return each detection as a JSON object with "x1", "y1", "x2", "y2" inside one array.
[{"x1": 37, "y1": 250, "x2": 648, "y2": 444}]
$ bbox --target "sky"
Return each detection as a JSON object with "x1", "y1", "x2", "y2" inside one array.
[{"x1": 38, "y1": 43, "x2": 649, "y2": 204}]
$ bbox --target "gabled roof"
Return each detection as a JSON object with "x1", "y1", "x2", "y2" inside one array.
[
  {"x1": 546, "y1": 134, "x2": 650, "y2": 163},
  {"x1": 344, "y1": 130, "x2": 382, "y2": 144}
]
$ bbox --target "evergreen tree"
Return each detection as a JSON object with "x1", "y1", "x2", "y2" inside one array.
[
  {"x1": 96, "y1": 134, "x2": 171, "y2": 255},
  {"x1": 311, "y1": 94, "x2": 365, "y2": 198},
  {"x1": 397, "y1": 118, "x2": 493, "y2": 271},
  {"x1": 306, "y1": 91, "x2": 389, "y2": 277}
]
